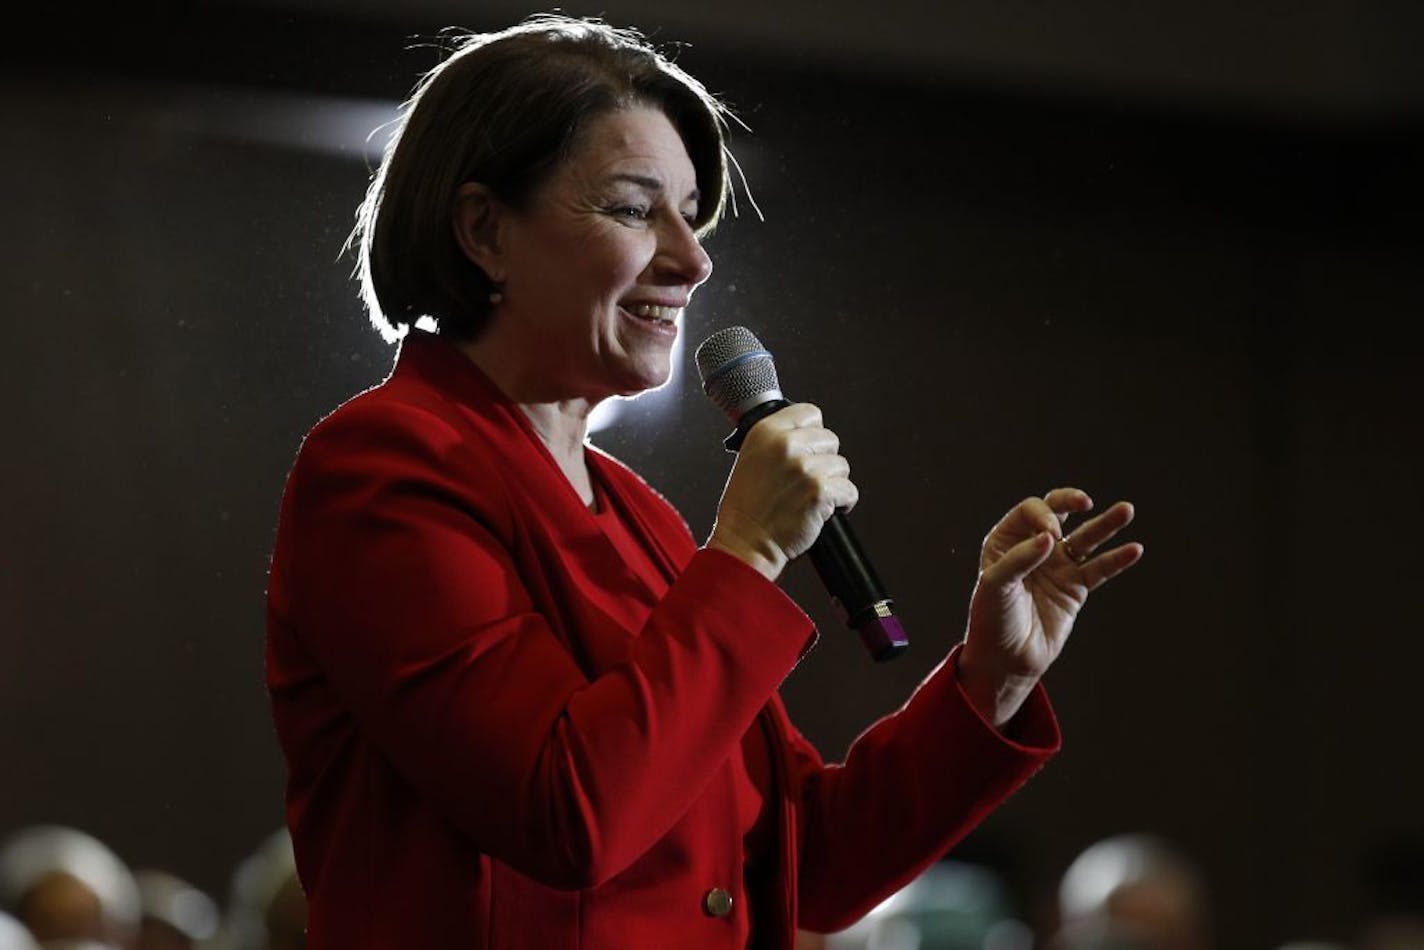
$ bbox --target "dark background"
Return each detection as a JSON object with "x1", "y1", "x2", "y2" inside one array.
[{"x1": 3, "y1": 1, "x2": 1422, "y2": 946}]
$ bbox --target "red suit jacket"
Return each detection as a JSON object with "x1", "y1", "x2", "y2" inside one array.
[{"x1": 265, "y1": 331, "x2": 1060, "y2": 948}]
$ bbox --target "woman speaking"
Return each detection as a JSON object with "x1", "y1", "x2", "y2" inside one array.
[{"x1": 264, "y1": 15, "x2": 1142, "y2": 948}]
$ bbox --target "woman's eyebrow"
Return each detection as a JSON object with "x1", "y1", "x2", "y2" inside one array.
[{"x1": 605, "y1": 172, "x2": 700, "y2": 205}]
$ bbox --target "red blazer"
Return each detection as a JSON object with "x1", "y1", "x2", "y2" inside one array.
[{"x1": 266, "y1": 331, "x2": 1060, "y2": 948}]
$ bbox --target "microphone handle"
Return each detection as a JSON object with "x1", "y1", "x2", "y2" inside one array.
[
  {"x1": 722, "y1": 398, "x2": 909, "y2": 662},
  {"x1": 807, "y1": 514, "x2": 908, "y2": 663}
]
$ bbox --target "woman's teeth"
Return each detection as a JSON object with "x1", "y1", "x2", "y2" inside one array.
[{"x1": 626, "y1": 304, "x2": 678, "y2": 325}]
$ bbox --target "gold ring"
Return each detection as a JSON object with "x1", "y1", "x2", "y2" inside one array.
[{"x1": 1060, "y1": 536, "x2": 1087, "y2": 563}]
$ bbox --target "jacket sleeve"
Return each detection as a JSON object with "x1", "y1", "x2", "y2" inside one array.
[
  {"x1": 788, "y1": 645, "x2": 1061, "y2": 933},
  {"x1": 280, "y1": 399, "x2": 814, "y2": 889}
]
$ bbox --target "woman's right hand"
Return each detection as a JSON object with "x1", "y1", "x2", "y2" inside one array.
[{"x1": 706, "y1": 403, "x2": 858, "y2": 582}]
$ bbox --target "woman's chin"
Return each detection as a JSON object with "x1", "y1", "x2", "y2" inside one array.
[
  {"x1": 602, "y1": 338, "x2": 674, "y2": 397},
  {"x1": 611, "y1": 360, "x2": 673, "y2": 397}
]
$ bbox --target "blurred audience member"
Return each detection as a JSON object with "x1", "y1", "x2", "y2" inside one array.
[
  {"x1": 0, "y1": 910, "x2": 40, "y2": 950},
  {"x1": 1050, "y1": 833, "x2": 1208, "y2": 950},
  {"x1": 132, "y1": 870, "x2": 218, "y2": 950},
  {"x1": 210, "y1": 831, "x2": 303, "y2": 950},
  {"x1": 826, "y1": 860, "x2": 1032, "y2": 950},
  {"x1": 0, "y1": 825, "x2": 140, "y2": 948}
]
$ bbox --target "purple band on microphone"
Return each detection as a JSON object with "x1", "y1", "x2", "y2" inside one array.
[{"x1": 857, "y1": 614, "x2": 910, "y2": 663}]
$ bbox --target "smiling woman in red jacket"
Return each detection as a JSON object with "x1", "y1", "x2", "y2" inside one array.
[{"x1": 264, "y1": 15, "x2": 1143, "y2": 949}]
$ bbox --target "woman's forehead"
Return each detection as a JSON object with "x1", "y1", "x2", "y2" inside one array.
[{"x1": 565, "y1": 108, "x2": 697, "y2": 194}]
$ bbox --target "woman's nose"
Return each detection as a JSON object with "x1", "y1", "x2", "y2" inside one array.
[{"x1": 655, "y1": 217, "x2": 714, "y2": 288}]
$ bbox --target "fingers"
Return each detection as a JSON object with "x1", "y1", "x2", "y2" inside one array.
[
  {"x1": 1056, "y1": 500, "x2": 1143, "y2": 590},
  {"x1": 800, "y1": 452, "x2": 858, "y2": 513},
  {"x1": 755, "y1": 401, "x2": 824, "y2": 434},
  {"x1": 745, "y1": 404, "x2": 840, "y2": 455},
  {"x1": 986, "y1": 488, "x2": 1091, "y2": 550},
  {"x1": 1043, "y1": 487, "x2": 1094, "y2": 526},
  {"x1": 992, "y1": 497, "x2": 1061, "y2": 542},
  {"x1": 983, "y1": 489, "x2": 1143, "y2": 590},
  {"x1": 981, "y1": 530, "x2": 1056, "y2": 589},
  {"x1": 746, "y1": 403, "x2": 853, "y2": 509},
  {"x1": 784, "y1": 425, "x2": 841, "y2": 458},
  {"x1": 1078, "y1": 541, "x2": 1145, "y2": 591},
  {"x1": 994, "y1": 488, "x2": 1117, "y2": 544},
  {"x1": 1059, "y1": 500, "x2": 1135, "y2": 562},
  {"x1": 711, "y1": 403, "x2": 858, "y2": 573}
]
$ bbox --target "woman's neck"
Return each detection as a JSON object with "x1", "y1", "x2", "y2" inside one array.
[
  {"x1": 523, "y1": 402, "x2": 597, "y2": 507},
  {"x1": 453, "y1": 335, "x2": 598, "y2": 506}
]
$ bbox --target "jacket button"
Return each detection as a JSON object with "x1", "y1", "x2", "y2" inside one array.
[{"x1": 702, "y1": 887, "x2": 734, "y2": 918}]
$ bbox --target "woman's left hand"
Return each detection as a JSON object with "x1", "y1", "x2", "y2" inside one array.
[{"x1": 957, "y1": 487, "x2": 1143, "y2": 727}]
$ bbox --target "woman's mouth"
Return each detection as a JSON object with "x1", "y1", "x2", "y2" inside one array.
[{"x1": 622, "y1": 303, "x2": 679, "y2": 327}]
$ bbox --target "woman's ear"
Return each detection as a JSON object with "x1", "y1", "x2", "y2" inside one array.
[{"x1": 452, "y1": 182, "x2": 508, "y2": 281}]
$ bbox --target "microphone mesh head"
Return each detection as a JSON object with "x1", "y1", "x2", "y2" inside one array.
[{"x1": 695, "y1": 326, "x2": 782, "y2": 421}]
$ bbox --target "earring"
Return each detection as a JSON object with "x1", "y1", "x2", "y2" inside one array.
[{"x1": 488, "y1": 284, "x2": 504, "y2": 306}]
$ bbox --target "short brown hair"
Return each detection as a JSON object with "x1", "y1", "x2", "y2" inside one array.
[{"x1": 352, "y1": 15, "x2": 734, "y2": 342}]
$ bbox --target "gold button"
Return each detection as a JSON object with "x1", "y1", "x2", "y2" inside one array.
[{"x1": 702, "y1": 887, "x2": 733, "y2": 918}]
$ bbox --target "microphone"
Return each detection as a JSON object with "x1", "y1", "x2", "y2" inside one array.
[{"x1": 694, "y1": 326, "x2": 909, "y2": 662}]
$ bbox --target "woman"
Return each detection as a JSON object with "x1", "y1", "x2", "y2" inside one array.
[{"x1": 265, "y1": 15, "x2": 1142, "y2": 948}]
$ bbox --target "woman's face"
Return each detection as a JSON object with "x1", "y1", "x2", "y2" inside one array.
[{"x1": 492, "y1": 105, "x2": 714, "y2": 400}]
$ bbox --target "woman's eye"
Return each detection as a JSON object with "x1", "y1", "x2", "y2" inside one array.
[{"x1": 609, "y1": 205, "x2": 650, "y2": 221}]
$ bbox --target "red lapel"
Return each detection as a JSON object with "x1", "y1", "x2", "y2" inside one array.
[{"x1": 391, "y1": 333, "x2": 672, "y2": 676}]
